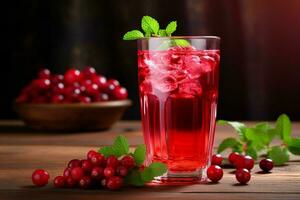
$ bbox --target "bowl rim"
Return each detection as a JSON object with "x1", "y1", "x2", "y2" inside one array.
[{"x1": 14, "y1": 99, "x2": 132, "y2": 108}]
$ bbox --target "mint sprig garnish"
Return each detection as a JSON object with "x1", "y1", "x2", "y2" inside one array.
[
  {"x1": 123, "y1": 30, "x2": 144, "y2": 40},
  {"x1": 217, "y1": 114, "x2": 300, "y2": 165},
  {"x1": 98, "y1": 135, "x2": 167, "y2": 186},
  {"x1": 141, "y1": 16, "x2": 160, "y2": 35},
  {"x1": 123, "y1": 15, "x2": 190, "y2": 47},
  {"x1": 165, "y1": 21, "x2": 177, "y2": 36}
]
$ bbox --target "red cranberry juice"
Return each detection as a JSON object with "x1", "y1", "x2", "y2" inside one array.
[{"x1": 138, "y1": 47, "x2": 220, "y2": 172}]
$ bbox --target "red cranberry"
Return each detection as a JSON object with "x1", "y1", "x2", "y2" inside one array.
[
  {"x1": 52, "y1": 83, "x2": 65, "y2": 94},
  {"x1": 51, "y1": 94, "x2": 64, "y2": 103},
  {"x1": 71, "y1": 167, "x2": 84, "y2": 181},
  {"x1": 66, "y1": 177, "x2": 77, "y2": 188},
  {"x1": 94, "y1": 93, "x2": 109, "y2": 102},
  {"x1": 235, "y1": 155, "x2": 254, "y2": 170},
  {"x1": 53, "y1": 176, "x2": 65, "y2": 188},
  {"x1": 64, "y1": 68, "x2": 82, "y2": 85},
  {"x1": 106, "y1": 155, "x2": 119, "y2": 168},
  {"x1": 80, "y1": 96, "x2": 91, "y2": 103},
  {"x1": 101, "y1": 178, "x2": 107, "y2": 187},
  {"x1": 243, "y1": 155, "x2": 254, "y2": 170},
  {"x1": 87, "y1": 150, "x2": 97, "y2": 160},
  {"x1": 63, "y1": 167, "x2": 72, "y2": 178},
  {"x1": 85, "y1": 83, "x2": 99, "y2": 96},
  {"x1": 105, "y1": 83, "x2": 117, "y2": 95},
  {"x1": 259, "y1": 158, "x2": 274, "y2": 172},
  {"x1": 112, "y1": 87, "x2": 128, "y2": 100},
  {"x1": 104, "y1": 167, "x2": 115, "y2": 178},
  {"x1": 79, "y1": 176, "x2": 92, "y2": 189},
  {"x1": 211, "y1": 154, "x2": 223, "y2": 166},
  {"x1": 34, "y1": 78, "x2": 51, "y2": 90},
  {"x1": 51, "y1": 74, "x2": 64, "y2": 84},
  {"x1": 32, "y1": 169, "x2": 50, "y2": 187},
  {"x1": 82, "y1": 67, "x2": 97, "y2": 78},
  {"x1": 68, "y1": 159, "x2": 81, "y2": 168},
  {"x1": 116, "y1": 165, "x2": 128, "y2": 177},
  {"x1": 92, "y1": 75, "x2": 107, "y2": 90},
  {"x1": 106, "y1": 176, "x2": 123, "y2": 190},
  {"x1": 207, "y1": 165, "x2": 223, "y2": 183},
  {"x1": 91, "y1": 167, "x2": 104, "y2": 180},
  {"x1": 81, "y1": 159, "x2": 93, "y2": 172},
  {"x1": 90, "y1": 153, "x2": 105, "y2": 166},
  {"x1": 107, "y1": 79, "x2": 120, "y2": 87},
  {"x1": 38, "y1": 68, "x2": 51, "y2": 79},
  {"x1": 120, "y1": 155, "x2": 135, "y2": 169},
  {"x1": 228, "y1": 152, "x2": 240, "y2": 165},
  {"x1": 235, "y1": 168, "x2": 251, "y2": 184}
]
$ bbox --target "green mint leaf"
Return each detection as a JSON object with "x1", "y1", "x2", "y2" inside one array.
[
  {"x1": 218, "y1": 120, "x2": 247, "y2": 141},
  {"x1": 268, "y1": 146, "x2": 289, "y2": 166},
  {"x1": 125, "y1": 169, "x2": 144, "y2": 186},
  {"x1": 148, "y1": 162, "x2": 168, "y2": 177},
  {"x1": 275, "y1": 114, "x2": 292, "y2": 142},
  {"x1": 165, "y1": 21, "x2": 177, "y2": 36},
  {"x1": 244, "y1": 128, "x2": 265, "y2": 151},
  {"x1": 133, "y1": 145, "x2": 146, "y2": 166},
  {"x1": 141, "y1": 16, "x2": 160, "y2": 35},
  {"x1": 246, "y1": 142, "x2": 258, "y2": 160},
  {"x1": 287, "y1": 138, "x2": 300, "y2": 155},
  {"x1": 158, "y1": 29, "x2": 167, "y2": 37},
  {"x1": 217, "y1": 137, "x2": 238, "y2": 153},
  {"x1": 140, "y1": 162, "x2": 167, "y2": 182},
  {"x1": 123, "y1": 30, "x2": 144, "y2": 40},
  {"x1": 98, "y1": 146, "x2": 116, "y2": 157},
  {"x1": 140, "y1": 167, "x2": 153, "y2": 182},
  {"x1": 173, "y1": 39, "x2": 190, "y2": 47},
  {"x1": 112, "y1": 135, "x2": 129, "y2": 157},
  {"x1": 145, "y1": 32, "x2": 151, "y2": 37}
]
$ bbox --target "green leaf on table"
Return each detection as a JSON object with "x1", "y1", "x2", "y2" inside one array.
[
  {"x1": 287, "y1": 138, "x2": 300, "y2": 155},
  {"x1": 125, "y1": 162, "x2": 167, "y2": 186},
  {"x1": 112, "y1": 135, "x2": 129, "y2": 157},
  {"x1": 165, "y1": 21, "x2": 177, "y2": 36},
  {"x1": 275, "y1": 114, "x2": 292, "y2": 142},
  {"x1": 217, "y1": 120, "x2": 247, "y2": 141},
  {"x1": 174, "y1": 39, "x2": 190, "y2": 47},
  {"x1": 98, "y1": 146, "x2": 116, "y2": 157},
  {"x1": 133, "y1": 145, "x2": 146, "y2": 166},
  {"x1": 141, "y1": 16, "x2": 160, "y2": 35},
  {"x1": 125, "y1": 169, "x2": 144, "y2": 186},
  {"x1": 268, "y1": 146, "x2": 289, "y2": 166},
  {"x1": 217, "y1": 137, "x2": 239, "y2": 153},
  {"x1": 140, "y1": 162, "x2": 167, "y2": 182},
  {"x1": 123, "y1": 30, "x2": 144, "y2": 40},
  {"x1": 158, "y1": 29, "x2": 167, "y2": 37},
  {"x1": 246, "y1": 142, "x2": 258, "y2": 160}
]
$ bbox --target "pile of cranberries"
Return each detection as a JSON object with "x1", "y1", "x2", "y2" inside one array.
[
  {"x1": 31, "y1": 150, "x2": 136, "y2": 190},
  {"x1": 207, "y1": 152, "x2": 274, "y2": 184},
  {"x1": 17, "y1": 67, "x2": 128, "y2": 104}
]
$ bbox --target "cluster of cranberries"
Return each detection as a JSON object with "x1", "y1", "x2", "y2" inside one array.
[
  {"x1": 31, "y1": 150, "x2": 136, "y2": 190},
  {"x1": 207, "y1": 152, "x2": 274, "y2": 184},
  {"x1": 17, "y1": 67, "x2": 128, "y2": 103}
]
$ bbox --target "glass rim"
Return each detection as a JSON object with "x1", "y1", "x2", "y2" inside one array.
[{"x1": 137, "y1": 36, "x2": 220, "y2": 40}]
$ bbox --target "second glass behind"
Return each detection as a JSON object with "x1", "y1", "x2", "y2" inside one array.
[{"x1": 137, "y1": 37, "x2": 220, "y2": 183}]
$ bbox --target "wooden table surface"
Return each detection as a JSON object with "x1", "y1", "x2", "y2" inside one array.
[{"x1": 0, "y1": 120, "x2": 300, "y2": 200}]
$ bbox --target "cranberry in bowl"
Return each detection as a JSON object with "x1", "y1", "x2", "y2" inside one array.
[{"x1": 14, "y1": 67, "x2": 131, "y2": 131}]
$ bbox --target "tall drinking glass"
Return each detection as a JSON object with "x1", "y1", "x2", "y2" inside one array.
[{"x1": 137, "y1": 37, "x2": 220, "y2": 182}]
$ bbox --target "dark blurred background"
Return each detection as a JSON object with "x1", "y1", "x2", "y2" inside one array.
[{"x1": 2, "y1": 0, "x2": 300, "y2": 120}]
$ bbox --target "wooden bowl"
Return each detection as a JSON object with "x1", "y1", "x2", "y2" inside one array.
[{"x1": 14, "y1": 100, "x2": 132, "y2": 131}]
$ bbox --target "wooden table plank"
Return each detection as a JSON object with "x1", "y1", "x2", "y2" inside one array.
[{"x1": 0, "y1": 120, "x2": 300, "y2": 200}]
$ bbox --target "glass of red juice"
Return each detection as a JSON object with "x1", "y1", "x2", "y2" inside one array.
[{"x1": 137, "y1": 37, "x2": 220, "y2": 182}]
